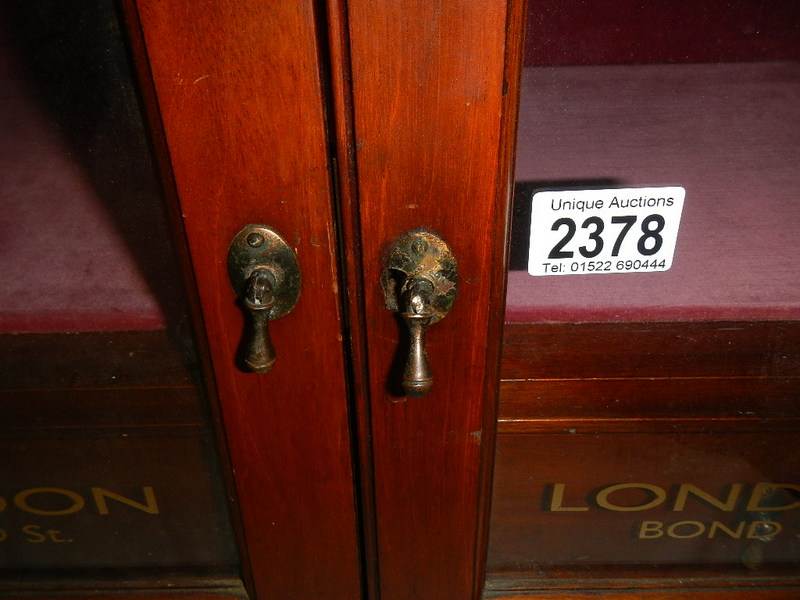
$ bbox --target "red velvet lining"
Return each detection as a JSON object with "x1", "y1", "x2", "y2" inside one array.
[
  {"x1": 507, "y1": 62, "x2": 800, "y2": 323},
  {"x1": 524, "y1": 0, "x2": 800, "y2": 67},
  {"x1": 4, "y1": 60, "x2": 798, "y2": 330},
  {"x1": 0, "y1": 75, "x2": 167, "y2": 333}
]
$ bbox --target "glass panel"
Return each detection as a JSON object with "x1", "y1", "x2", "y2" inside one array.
[
  {"x1": 506, "y1": 0, "x2": 800, "y2": 322},
  {"x1": 0, "y1": 0, "x2": 238, "y2": 585},
  {"x1": 490, "y1": 430, "x2": 800, "y2": 571},
  {"x1": 488, "y1": 0, "x2": 800, "y2": 592}
]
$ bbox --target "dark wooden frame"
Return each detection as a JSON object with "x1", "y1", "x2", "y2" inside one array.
[
  {"x1": 324, "y1": 1, "x2": 800, "y2": 598},
  {"x1": 5, "y1": 2, "x2": 799, "y2": 599},
  {"x1": 121, "y1": 2, "x2": 363, "y2": 598},
  {"x1": 325, "y1": 1, "x2": 525, "y2": 598}
]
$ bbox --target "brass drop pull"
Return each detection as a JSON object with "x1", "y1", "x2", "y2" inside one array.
[
  {"x1": 399, "y1": 277, "x2": 435, "y2": 394},
  {"x1": 381, "y1": 230, "x2": 457, "y2": 396},
  {"x1": 241, "y1": 269, "x2": 277, "y2": 372},
  {"x1": 228, "y1": 225, "x2": 300, "y2": 374}
]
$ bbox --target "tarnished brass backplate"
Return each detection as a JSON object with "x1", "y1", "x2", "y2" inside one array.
[
  {"x1": 228, "y1": 224, "x2": 300, "y2": 320},
  {"x1": 381, "y1": 229, "x2": 458, "y2": 324}
]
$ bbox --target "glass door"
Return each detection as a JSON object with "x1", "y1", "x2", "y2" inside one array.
[
  {"x1": 0, "y1": 0, "x2": 239, "y2": 588},
  {"x1": 485, "y1": 0, "x2": 800, "y2": 596},
  {"x1": 1, "y1": 2, "x2": 362, "y2": 598}
]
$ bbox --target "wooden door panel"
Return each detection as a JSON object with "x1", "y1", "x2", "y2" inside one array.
[
  {"x1": 330, "y1": 1, "x2": 524, "y2": 598},
  {"x1": 125, "y1": 2, "x2": 361, "y2": 598},
  {"x1": 498, "y1": 379, "x2": 800, "y2": 430},
  {"x1": 502, "y1": 322, "x2": 800, "y2": 380}
]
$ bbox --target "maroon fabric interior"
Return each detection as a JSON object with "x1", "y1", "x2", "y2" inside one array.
[
  {"x1": 0, "y1": 8, "x2": 181, "y2": 334},
  {"x1": 525, "y1": 0, "x2": 800, "y2": 67},
  {"x1": 507, "y1": 62, "x2": 800, "y2": 323},
  {"x1": 0, "y1": 74, "x2": 168, "y2": 332},
  {"x1": 3, "y1": 6, "x2": 799, "y2": 331}
]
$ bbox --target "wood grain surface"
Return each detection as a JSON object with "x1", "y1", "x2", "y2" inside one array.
[
  {"x1": 338, "y1": 1, "x2": 521, "y2": 598},
  {"x1": 485, "y1": 589, "x2": 800, "y2": 599},
  {"x1": 492, "y1": 319, "x2": 800, "y2": 596},
  {"x1": 498, "y1": 377, "x2": 800, "y2": 432},
  {"x1": 323, "y1": 1, "x2": 381, "y2": 597},
  {"x1": 124, "y1": 2, "x2": 362, "y2": 598},
  {"x1": 502, "y1": 322, "x2": 800, "y2": 381}
]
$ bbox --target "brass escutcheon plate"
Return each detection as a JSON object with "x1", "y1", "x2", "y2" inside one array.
[
  {"x1": 228, "y1": 224, "x2": 300, "y2": 320},
  {"x1": 381, "y1": 229, "x2": 458, "y2": 324}
]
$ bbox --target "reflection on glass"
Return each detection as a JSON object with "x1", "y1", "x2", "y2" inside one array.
[
  {"x1": 0, "y1": 0, "x2": 238, "y2": 583},
  {"x1": 489, "y1": 431, "x2": 800, "y2": 574},
  {"x1": 489, "y1": 0, "x2": 800, "y2": 591}
]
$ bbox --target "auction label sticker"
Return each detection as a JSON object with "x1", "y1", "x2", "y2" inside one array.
[{"x1": 528, "y1": 186, "x2": 685, "y2": 276}]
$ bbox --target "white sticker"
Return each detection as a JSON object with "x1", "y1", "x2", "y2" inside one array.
[{"x1": 528, "y1": 186, "x2": 685, "y2": 276}]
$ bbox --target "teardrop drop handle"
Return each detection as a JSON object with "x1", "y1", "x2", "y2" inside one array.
[
  {"x1": 401, "y1": 279, "x2": 435, "y2": 396},
  {"x1": 228, "y1": 224, "x2": 301, "y2": 375},
  {"x1": 242, "y1": 269, "x2": 277, "y2": 373},
  {"x1": 380, "y1": 229, "x2": 457, "y2": 397}
]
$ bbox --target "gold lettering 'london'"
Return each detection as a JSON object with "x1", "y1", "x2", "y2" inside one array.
[
  {"x1": 546, "y1": 482, "x2": 800, "y2": 513},
  {"x1": 545, "y1": 482, "x2": 798, "y2": 543},
  {"x1": 0, "y1": 487, "x2": 159, "y2": 516}
]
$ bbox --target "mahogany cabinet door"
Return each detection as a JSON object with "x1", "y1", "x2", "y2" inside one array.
[
  {"x1": 326, "y1": 1, "x2": 800, "y2": 599},
  {"x1": 324, "y1": 1, "x2": 524, "y2": 598},
  {"x1": 1, "y1": 1, "x2": 243, "y2": 596},
  {"x1": 123, "y1": 2, "x2": 362, "y2": 599},
  {"x1": 483, "y1": 2, "x2": 800, "y2": 599}
]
